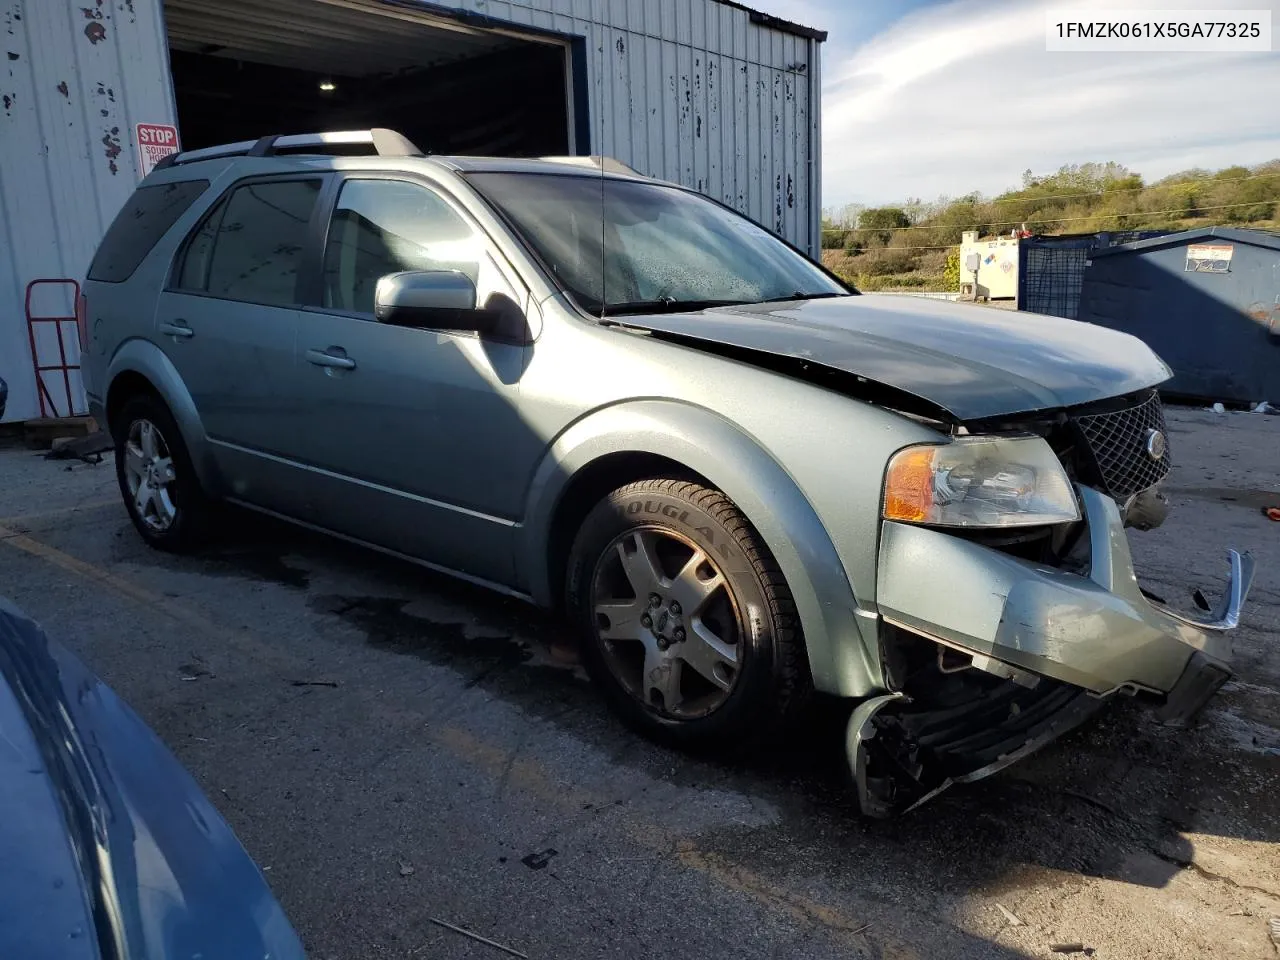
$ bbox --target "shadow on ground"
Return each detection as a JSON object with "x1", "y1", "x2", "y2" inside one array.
[{"x1": 120, "y1": 502, "x2": 1280, "y2": 914}]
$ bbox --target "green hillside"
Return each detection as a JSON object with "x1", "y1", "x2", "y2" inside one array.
[{"x1": 821, "y1": 160, "x2": 1280, "y2": 292}]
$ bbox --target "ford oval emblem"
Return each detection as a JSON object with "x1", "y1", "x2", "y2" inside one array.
[{"x1": 1145, "y1": 428, "x2": 1167, "y2": 461}]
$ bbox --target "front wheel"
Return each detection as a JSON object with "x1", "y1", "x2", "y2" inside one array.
[
  {"x1": 113, "y1": 393, "x2": 211, "y2": 552},
  {"x1": 566, "y1": 479, "x2": 810, "y2": 749}
]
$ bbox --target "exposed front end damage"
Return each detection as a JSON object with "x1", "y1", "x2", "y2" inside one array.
[{"x1": 850, "y1": 484, "x2": 1255, "y2": 818}]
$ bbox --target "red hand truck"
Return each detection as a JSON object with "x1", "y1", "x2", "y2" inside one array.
[{"x1": 24, "y1": 278, "x2": 85, "y2": 419}]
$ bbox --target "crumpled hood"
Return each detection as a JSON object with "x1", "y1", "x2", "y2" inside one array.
[{"x1": 623, "y1": 294, "x2": 1172, "y2": 420}]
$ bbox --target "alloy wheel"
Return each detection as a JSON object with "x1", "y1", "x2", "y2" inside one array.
[
  {"x1": 123, "y1": 418, "x2": 179, "y2": 532},
  {"x1": 590, "y1": 527, "x2": 744, "y2": 720}
]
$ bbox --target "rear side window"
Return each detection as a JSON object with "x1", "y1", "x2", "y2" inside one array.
[
  {"x1": 88, "y1": 180, "x2": 209, "y2": 282},
  {"x1": 174, "y1": 179, "x2": 321, "y2": 307}
]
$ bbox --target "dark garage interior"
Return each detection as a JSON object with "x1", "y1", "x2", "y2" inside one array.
[{"x1": 163, "y1": 0, "x2": 573, "y2": 157}]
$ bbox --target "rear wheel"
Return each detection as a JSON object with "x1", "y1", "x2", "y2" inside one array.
[
  {"x1": 566, "y1": 479, "x2": 809, "y2": 749},
  {"x1": 113, "y1": 394, "x2": 211, "y2": 552}
]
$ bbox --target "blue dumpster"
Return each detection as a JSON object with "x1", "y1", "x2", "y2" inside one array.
[{"x1": 1077, "y1": 227, "x2": 1280, "y2": 404}]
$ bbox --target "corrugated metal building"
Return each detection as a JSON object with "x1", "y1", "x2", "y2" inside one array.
[{"x1": 1, "y1": 0, "x2": 825, "y2": 422}]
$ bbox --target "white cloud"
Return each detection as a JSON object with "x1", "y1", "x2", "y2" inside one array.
[{"x1": 815, "y1": 0, "x2": 1280, "y2": 205}]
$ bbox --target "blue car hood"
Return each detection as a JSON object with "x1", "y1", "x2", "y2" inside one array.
[
  {"x1": 0, "y1": 597, "x2": 304, "y2": 960},
  {"x1": 623, "y1": 293, "x2": 1173, "y2": 421}
]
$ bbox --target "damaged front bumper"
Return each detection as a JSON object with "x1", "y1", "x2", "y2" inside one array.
[{"x1": 850, "y1": 485, "x2": 1255, "y2": 817}]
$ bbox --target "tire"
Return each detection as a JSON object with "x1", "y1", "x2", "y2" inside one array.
[
  {"x1": 566, "y1": 478, "x2": 810, "y2": 750},
  {"x1": 112, "y1": 393, "x2": 211, "y2": 552}
]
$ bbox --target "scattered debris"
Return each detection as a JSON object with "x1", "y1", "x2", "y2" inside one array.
[
  {"x1": 1264, "y1": 507, "x2": 1280, "y2": 522},
  {"x1": 1251, "y1": 401, "x2": 1276, "y2": 415},
  {"x1": 177, "y1": 660, "x2": 213, "y2": 682},
  {"x1": 995, "y1": 903, "x2": 1024, "y2": 926},
  {"x1": 1210, "y1": 402, "x2": 1226, "y2": 414},
  {"x1": 1269, "y1": 916, "x2": 1280, "y2": 953},
  {"x1": 850, "y1": 922, "x2": 871, "y2": 936},
  {"x1": 520, "y1": 848, "x2": 558, "y2": 870},
  {"x1": 290, "y1": 679, "x2": 339, "y2": 688},
  {"x1": 44, "y1": 430, "x2": 112, "y2": 463},
  {"x1": 1050, "y1": 944, "x2": 1090, "y2": 955},
  {"x1": 1227, "y1": 907, "x2": 1251, "y2": 916},
  {"x1": 427, "y1": 917, "x2": 528, "y2": 959},
  {"x1": 398, "y1": 862, "x2": 414, "y2": 877}
]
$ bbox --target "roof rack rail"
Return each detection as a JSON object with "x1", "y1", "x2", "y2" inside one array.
[
  {"x1": 537, "y1": 155, "x2": 641, "y2": 176},
  {"x1": 153, "y1": 128, "x2": 424, "y2": 172}
]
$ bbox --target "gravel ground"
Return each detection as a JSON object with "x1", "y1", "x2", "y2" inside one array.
[{"x1": 1, "y1": 405, "x2": 1277, "y2": 960}]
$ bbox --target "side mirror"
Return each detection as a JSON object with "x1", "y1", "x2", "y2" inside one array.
[{"x1": 374, "y1": 270, "x2": 493, "y2": 333}]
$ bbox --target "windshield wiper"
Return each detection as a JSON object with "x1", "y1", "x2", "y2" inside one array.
[
  {"x1": 756, "y1": 291, "x2": 849, "y2": 304},
  {"x1": 601, "y1": 297, "x2": 748, "y2": 316}
]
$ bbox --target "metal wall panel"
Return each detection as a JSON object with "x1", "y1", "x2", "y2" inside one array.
[
  {"x1": 0, "y1": 0, "x2": 175, "y2": 421},
  {"x1": 0, "y1": 0, "x2": 821, "y2": 422},
  {"x1": 421, "y1": 0, "x2": 820, "y2": 254}
]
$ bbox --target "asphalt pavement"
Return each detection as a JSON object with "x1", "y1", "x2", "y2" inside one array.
[{"x1": 1, "y1": 405, "x2": 1277, "y2": 959}]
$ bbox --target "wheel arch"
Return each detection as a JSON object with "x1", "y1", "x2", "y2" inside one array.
[
  {"x1": 519, "y1": 399, "x2": 882, "y2": 698},
  {"x1": 103, "y1": 339, "x2": 221, "y2": 494}
]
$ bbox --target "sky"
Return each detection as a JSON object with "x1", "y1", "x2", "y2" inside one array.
[{"x1": 764, "y1": 0, "x2": 1280, "y2": 207}]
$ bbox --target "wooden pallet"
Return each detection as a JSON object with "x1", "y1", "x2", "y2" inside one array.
[{"x1": 19, "y1": 416, "x2": 99, "y2": 449}]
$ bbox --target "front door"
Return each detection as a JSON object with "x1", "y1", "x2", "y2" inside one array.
[
  {"x1": 285, "y1": 175, "x2": 539, "y2": 586},
  {"x1": 156, "y1": 176, "x2": 325, "y2": 510}
]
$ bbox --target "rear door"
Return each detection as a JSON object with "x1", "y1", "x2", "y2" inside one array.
[
  {"x1": 156, "y1": 175, "x2": 326, "y2": 507},
  {"x1": 285, "y1": 174, "x2": 537, "y2": 585}
]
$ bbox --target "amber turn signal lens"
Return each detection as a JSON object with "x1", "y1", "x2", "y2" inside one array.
[{"x1": 883, "y1": 446, "x2": 938, "y2": 522}]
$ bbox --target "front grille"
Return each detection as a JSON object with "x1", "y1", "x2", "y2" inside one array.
[{"x1": 1071, "y1": 391, "x2": 1172, "y2": 500}]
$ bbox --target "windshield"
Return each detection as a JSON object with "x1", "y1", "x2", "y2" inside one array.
[{"x1": 467, "y1": 172, "x2": 849, "y2": 315}]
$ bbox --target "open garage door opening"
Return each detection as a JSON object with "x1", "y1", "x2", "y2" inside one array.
[{"x1": 163, "y1": 0, "x2": 574, "y2": 157}]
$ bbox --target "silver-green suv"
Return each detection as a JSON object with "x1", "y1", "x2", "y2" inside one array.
[{"x1": 80, "y1": 129, "x2": 1254, "y2": 815}]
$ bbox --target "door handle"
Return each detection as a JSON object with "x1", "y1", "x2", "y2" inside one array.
[
  {"x1": 305, "y1": 348, "x2": 356, "y2": 370},
  {"x1": 159, "y1": 320, "x2": 194, "y2": 339}
]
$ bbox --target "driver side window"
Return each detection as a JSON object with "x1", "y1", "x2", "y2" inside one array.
[{"x1": 322, "y1": 179, "x2": 482, "y2": 315}]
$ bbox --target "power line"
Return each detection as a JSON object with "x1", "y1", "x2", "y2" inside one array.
[
  {"x1": 822, "y1": 198, "x2": 1279, "y2": 234},
  {"x1": 986, "y1": 170, "x2": 1280, "y2": 205},
  {"x1": 823, "y1": 170, "x2": 1280, "y2": 220}
]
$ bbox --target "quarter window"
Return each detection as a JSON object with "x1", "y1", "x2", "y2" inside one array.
[
  {"x1": 322, "y1": 179, "x2": 481, "y2": 314},
  {"x1": 175, "y1": 179, "x2": 321, "y2": 307},
  {"x1": 88, "y1": 179, "x2": 209, "y2": 283}
]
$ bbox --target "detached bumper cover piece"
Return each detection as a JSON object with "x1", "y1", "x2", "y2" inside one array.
[
  {"x1": 0, "y1": 598, "x2": 305, "y2": 959},
  {"x1": 852, "y1": 484, "x2": 1256, "y2": 816},
  {"x1": 849, "y1": 682, "x2": 1105, "y2": 817}
]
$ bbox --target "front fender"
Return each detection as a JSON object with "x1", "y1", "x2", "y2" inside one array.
[
  {"x1": 518, "y1": 399, "x2": 881, "y2": 698},
  {"x1": 105, "y1": 339, "x2": 222, "y2": 495}
]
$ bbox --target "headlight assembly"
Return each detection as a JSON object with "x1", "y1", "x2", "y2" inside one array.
[{"x1": 883, "y1": 436, "x2": 1080, "y2": 528}]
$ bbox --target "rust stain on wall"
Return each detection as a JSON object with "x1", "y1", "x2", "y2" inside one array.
[{"x1": 102, "y1": 125, "x2": 121, "y2": 174}]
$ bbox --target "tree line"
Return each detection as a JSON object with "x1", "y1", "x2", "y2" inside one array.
[{"x1": 819, "y1": 159, "x2": 1280, "y2": 289}]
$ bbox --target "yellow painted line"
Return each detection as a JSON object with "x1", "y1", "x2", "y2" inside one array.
[
  {"x1": 0, "y1": 523, "x2": 302, "y2": 673},
  {"x1": 0, "y1": 497, "x2": 120, "y2": 528},
  {"x1": 0, "y1": 525, "x2": 888, "y2": 947}
]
